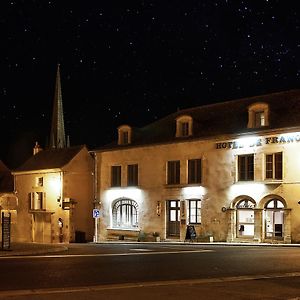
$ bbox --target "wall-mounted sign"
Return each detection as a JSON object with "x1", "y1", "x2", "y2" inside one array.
[{"x1": 216, "y1": 133, "x2": 300, "y2": 150}]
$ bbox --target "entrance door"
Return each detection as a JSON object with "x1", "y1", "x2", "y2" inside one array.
[
  {"x1": 167, "y1": 200, "x2": 180, "y2": 237},
  {"x1": 32, "y1": 213, "x2": 52, "y2": 243}
]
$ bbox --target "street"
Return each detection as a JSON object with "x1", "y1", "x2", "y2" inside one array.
[{"x1": 0, "y1": 243, "x2": 300, "y2": 299}]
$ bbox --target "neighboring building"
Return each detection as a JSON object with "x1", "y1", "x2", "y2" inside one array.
[
  {"x1": 12, "y1": 144, "x2": 94, "y2": 243},
  {"x1": 93, "y1": 89, "x2": 300, "y2": 244},
  {"x1": 11, "y1": 64, "x2": 94, "y2": 243},
  {"x1": 0, "y1": 160, "x2": 18, "y2": 242}
]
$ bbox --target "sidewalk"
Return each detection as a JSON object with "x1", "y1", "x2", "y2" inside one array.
[{"x1": 0, "y1": 242, "x2": 68, "y2": 256}]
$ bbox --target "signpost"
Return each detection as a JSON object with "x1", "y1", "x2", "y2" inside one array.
[
  {"x1": 93, "y1": 209, "x2": 100, "y2": 242},
  {"x1": 2, "y1": 212, "x2": 11, "y2": 250}
]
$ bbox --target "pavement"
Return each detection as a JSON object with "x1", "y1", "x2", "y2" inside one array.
[
  {"x1": 1, "y1": 240, "x2": 300, "y2": 256},
  {"x1": 0, "y1": 242, "x2": 68, "y2": 256}
]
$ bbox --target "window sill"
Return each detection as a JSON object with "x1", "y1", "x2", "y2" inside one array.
[
  {"x1": 263, "y1": 180, "x2": 283, "y2": 184},
  {"x1": 29, "y1": 209, "x2": 55, "y2": 214}
]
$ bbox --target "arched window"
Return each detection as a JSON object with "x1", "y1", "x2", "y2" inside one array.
[
  {"x1": 175, "y1": 115, "x2": 193, "y2": 137},
  {"x1": 247, "y1": 102, "x2": 269, "y2": 128},
  {"x1": 264, "y1": 199, "x2": 285, "y2": 239},
  {"x1": 236, "y1": 199, "x2": 256, "y2": 237},
  {"x1": 112, "y1": 199, "x2": 138, "y2": 229}
]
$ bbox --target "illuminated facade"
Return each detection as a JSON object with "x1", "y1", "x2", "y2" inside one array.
[
  {"x1": 93, "y1": 89, "x2": 300, "y2": 244},
  {"x1": 12, "y1": 145, "x2": 94, "y2": 243}
]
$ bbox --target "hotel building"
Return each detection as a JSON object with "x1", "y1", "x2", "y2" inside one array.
[{"x1": 93, "y1": 89, "x2": 300, "y2": 244}]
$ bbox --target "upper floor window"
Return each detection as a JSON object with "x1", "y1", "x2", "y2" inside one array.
[
  {"x1": 36, "y1": 177, "x2": 43, "y2": 187},
  {"x1": 188, "y1": 159, "x2": 202, "y2": 184},
  {"x1": 118, "y1": 125, "x2": 132, "y2": 145},
  {"x1": 127, "y1": 164, "x2": 138, "y2": 186},
  {"x1": 247, "y1": 102, "x2": 269, "y2": 129},
  {"x1": 167, "y1": 160, "x2": 180, "y2": 184},
  {"x1": 238, "y1": 154, "x2": 254, "y2": 181},
  {"x1": 265, "y1": 152, "x2": 282, "y2": 180},
  {"x1": 176, "y1": 115, "x2": 193, "y2": 137},
  {"x1": 29, "y1": 192, "x2": 44, "y2": 210},
  {"x1": 111, "y1": 166, "x2": 121, "y2": 187}
]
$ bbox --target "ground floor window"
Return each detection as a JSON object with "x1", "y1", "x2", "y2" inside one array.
[
  {"x1": 187, "y1": 199, "x2": 201, "y2": 224},
  {"x1": 112, "y1": 199, "x2": 138, "y2": 229},
  {"x1": 236, "y1": 199, "x2": 255, "y2": 237},
  {"x1": 265, "y1": 199, "x2": 284, "y2": 239}
]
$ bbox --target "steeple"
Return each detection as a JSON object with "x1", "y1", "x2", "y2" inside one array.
[{"x1": 49, "y1": 64, "x2": 67, "y2": 149}]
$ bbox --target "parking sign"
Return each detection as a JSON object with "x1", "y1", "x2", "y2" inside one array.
[{"x1": 93, "y1": 209, "x2": 101, "y2": 218}]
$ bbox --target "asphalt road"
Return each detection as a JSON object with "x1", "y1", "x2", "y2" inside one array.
[{"x1": 0, "y1": 243, "x2": 300, "y2": 299}]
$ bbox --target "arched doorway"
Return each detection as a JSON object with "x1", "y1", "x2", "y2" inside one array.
[
  {"x1": 264, "y1": 199, "x2": 285, "y2": 240},
  {"x1": 235, "y1": 199, "x2": 256, "y2": 238}
]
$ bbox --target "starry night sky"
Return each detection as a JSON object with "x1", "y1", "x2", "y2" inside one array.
[{"x1": 1, "y1": 1, "x2": 299, "y2": 168}]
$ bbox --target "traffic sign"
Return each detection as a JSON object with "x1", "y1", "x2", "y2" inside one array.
[{"x1": 93, "y1": 209, "x2": 101, "y2": 218}]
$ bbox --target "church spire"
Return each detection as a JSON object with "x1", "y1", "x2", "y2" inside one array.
[{"x1": 49, "y1": 64, "x2": 67, "y2": 149}]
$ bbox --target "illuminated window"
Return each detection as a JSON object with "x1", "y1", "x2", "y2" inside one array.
[
  {"x1": 265, "y1": 152, "x2": 282, "y2": 180},
  {"x1": 127, "y1": 164, "x2": 138, "y2": 186},
  {"x1": 118, "y1": 125, "x2": 132, "y2": 145},
  {"x1": 29, "y1": 192, "x2": 44, "y2": 210},
  {"x1": 176, "y1": 115, "x2": 193, "y2": 137},
  {"x1": 36, "y1": 177, "x2": 43, "y2": 187},
  {"x1": 265, "y1": 199, "x2": 285, "y2": 239},
  {"x1": 236, "y1": 199, "x2": 255, "y2": 237},
  {"x1": 112, "y1": 199, "x2": 138, "y2": 229},
  {"x1": 247, "y1": 103, "x2": 269, "y2": 128},
  {"x1": 111, "y1": 166, "x2": 121, "y2": 187},
  {"x1": 188, "y1": 159, "x2": 201, "y2": 184},
  {"x1": 238, "y1": 154, "x2": 254, "y2": 181},
  {"x1": 188, "y1": 199, "x2": 201, "y2": 224},
  {"x1": 167, "y1": 160, "x2": 180, "y2": 184}
]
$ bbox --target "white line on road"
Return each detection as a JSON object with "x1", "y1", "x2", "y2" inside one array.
[
  {"x1": 0, "y1": 272, "x2": 300, "y2": 298},
  {"x1": 0, "y1": 249, "x2": 213, "y2": 259}
]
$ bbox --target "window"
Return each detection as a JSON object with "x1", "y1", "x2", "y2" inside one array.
[
  {"x1": 236, "y1": 199, "x2": 255, "y2": 237},
  {"x1": 188, "y1": 159, "x2": 201, "y2": 184},
  {"x1": 112, "y1": 199, "x2": 138, "y2": 228},
  {"x1": 238, "y1": 154, "x2": 254, "y2": 181},
  {"x1": 36, "y1": 177, "x2": 43, "y2": 187},
  {"x1": 111, "y1": 166, "x2": 121, "y2": 187},
  {"x1": 29, "y1": 192, "x2": 44, "y2": 210},
  {"x1": 118, "y1": 125, "x2": 132, "y2": 145},
  {"x1": 265, "y1": 199, "x2": 285, "y2": 239},
  {"x1": 188, "y1": 199, "x2": 201, "y2": 224},
  {"x1": 266, "y1": 152, "x2": 282, "y2": 180},
  {"x1": 127, "y1": 164, "x2": 138, "y2": 186},
  {"x1": 247, "y1": 102, "x2": 269, "y2": 128},
  {"x1": 167, "y1": 160, "x2": 180, "y2": 184},
  {"x1": 176, "y1": 115, "x2": 193, "y2": 137}
]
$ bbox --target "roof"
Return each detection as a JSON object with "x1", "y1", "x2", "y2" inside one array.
[
  {"x1": 0, "y1": 160, "x2": 14, "y2": 192},
  {"x1": 95, "y1": 89, "x2": 300, "y2": 151},
  {"x1": 13, "y1": 145, "x2": 86, "y2": 173}
]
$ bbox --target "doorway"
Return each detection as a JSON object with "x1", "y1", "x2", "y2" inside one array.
[{"x1": 166, "y1": 200, "x2": 180, "y2": 237}]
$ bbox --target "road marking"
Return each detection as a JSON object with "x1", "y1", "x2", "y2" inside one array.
[
  {"x1": 0, "y1": 272, "x2": 300, "y2": 298},
  {"x1": 0, "y1": 249, "x2": 213, "y2": 259},
  {"x1": 129, "y1": 248, "x2": 153, "y2": 252}
]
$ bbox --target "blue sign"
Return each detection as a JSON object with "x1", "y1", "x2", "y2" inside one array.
[{"x1": 93, "y1": 209, "x2": 101, "y2": 218}]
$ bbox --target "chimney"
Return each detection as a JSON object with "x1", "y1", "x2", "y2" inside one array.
[{"x1": 33, "y1": 142, "x2": 42, "y2": 155}]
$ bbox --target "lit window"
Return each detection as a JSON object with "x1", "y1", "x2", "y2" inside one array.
[
  {"x1": 29, "y1": 192, "x2": 44, "y2": 210},
  {"x1": 127, "y1": 164, "x2": 138, "y2": 186},
  {"x1": 188, "y1": 199, "x2": 201, "y2": 224},
  {"x1": 236, "y1": 199, "x2": 255, "y2": 237},
  {"x1": 265, "y1": 152, "x2": 282, "y2": 180},
  {"x1": 111, "y1": 166, "x2": 121, "y2": 187},
  {"x1": 265, "y1": 199, "x2": 285, "y2": 239},
  {"x1": 112, "y1": 199, "x2": 138, "y2": 229},
  {"x1": 36, "y1": 177, "x2": 43, "y2": 187},
  {"x1": 188, "y1": 159, "x2": 201, "y2": 184},
  {"x1": 238, "y1": 154, "x2": 254, "y2": 181},
  {"x1": 167, "y1": 160, "x2": 180, "y2": 184},
  {"x1": 247, "y1": 103, "x2": 269, "y2": 128}
]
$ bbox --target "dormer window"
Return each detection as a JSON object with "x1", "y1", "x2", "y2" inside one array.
[
  {"x1": 176, "y1": 115, "x2": 193, "y2": 137},
  {"x1": 118, "y1": 125, "x2": 132, "y2": 145},
  {"x1": 247, "y1": 102, "x2": 269, "y2": 129}
]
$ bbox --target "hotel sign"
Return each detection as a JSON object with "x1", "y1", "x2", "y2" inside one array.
[{"x1": 216, "y1": 133, "x2": 300, "y2": 150}]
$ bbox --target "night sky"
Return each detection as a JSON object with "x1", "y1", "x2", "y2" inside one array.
[{"x1": 1, "y1": 1, "x2": 299, "y2": 168}]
